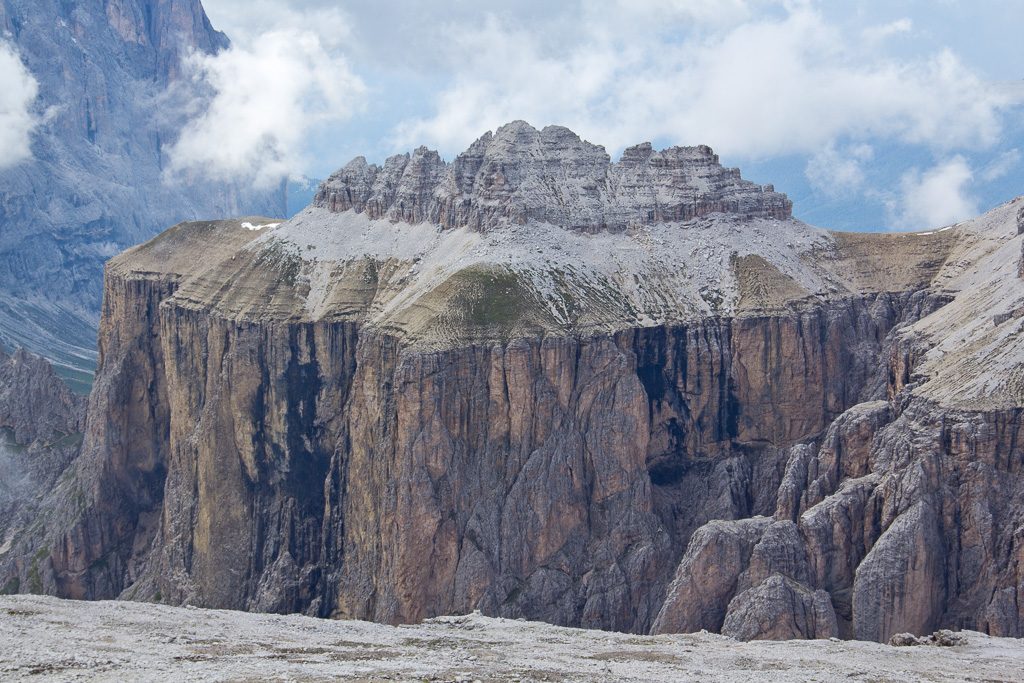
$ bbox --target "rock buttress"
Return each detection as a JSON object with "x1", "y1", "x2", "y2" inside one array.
[{"x1": 81, "y1": 280, "x2": 929, "y2": 633}]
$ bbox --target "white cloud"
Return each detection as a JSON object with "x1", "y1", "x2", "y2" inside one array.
[
  {"x1": 195, "y1": 1, "x2": 1022, "y2": 230},
  {"x1": 892, "y1": 157, "x2": 978, "y2": 229},
  {"x1": 166, "y1": 28, "x2": 364, "y2": 188},
  {"x1": 0, "y1": 40, "x2": 39, "y2": 170},
  {"x1": 981, "y1": 148, "x2": 1021, "y2": 182},
  {"x1": 601, "y1": 0, "x2": 756, "y2": 28},
  {"x1": 862, "y1": 18, "x2": 913, "y2": 44},
  {"x1": 201, "y1": 0, "x2": 351, "y2": 48},
  {"x1": 392, "y1": 5, "x2": 1019, "y2": 160},
  {"x1": 805, "y1": 143, "x2": 874, "y2": 197}
]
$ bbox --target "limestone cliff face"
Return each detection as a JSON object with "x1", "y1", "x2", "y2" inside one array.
[
  {"x1": 49, "y1": 273, "x2": 927, "y2": 633},
  {"x1": 4, "y1": 125, "x2": 1023, "y2": 643},
  {"x1": 652, "y1": 401, "x2": 1024, "y2": 641},
  {"x1": 0, "y1": 349, "x2": 83, "y2": 596}
]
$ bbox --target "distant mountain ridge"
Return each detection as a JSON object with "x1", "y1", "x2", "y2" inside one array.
[
  {"x1": 0, "y1": 0, "x2": 285, "y2": 384},
  {"x1": 286, "y1": 175, "x2": 323, "y2": 218}
]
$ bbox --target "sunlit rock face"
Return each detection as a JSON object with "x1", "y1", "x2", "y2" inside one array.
[{"x1": 3, "y1": 123, "x2": 1023, "y2": 644}]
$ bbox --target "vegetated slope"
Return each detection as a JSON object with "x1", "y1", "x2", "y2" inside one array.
[
  {"x1": 1, "y1": 122, "x2": 1022, "y2": 644},
  {"x1": 0, "y1": 0, "x2": 284, "y2": 385}
]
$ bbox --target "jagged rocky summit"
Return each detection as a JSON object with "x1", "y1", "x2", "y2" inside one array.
[
  {"x1": 316, "y1": 121, "x2": 791, "y2": 232},
  {"x1": 2, "y1": 122, "x2": 1023, "y2": 646}
]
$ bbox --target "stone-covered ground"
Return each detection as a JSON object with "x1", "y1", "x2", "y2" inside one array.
[{"x1": 1, "y1": 595, "x2": 1021, "y2": 682}]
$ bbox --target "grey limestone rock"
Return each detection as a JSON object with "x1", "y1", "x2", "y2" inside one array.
[
  {"x1": 315, "y1": 121, "x2": 792, "y2": 233},
  {"x1": 889, "y1": 629, "x2": 969, "y2": 647},
  {"x1": 722, "y1": 575, "x2": 839, "y2": 641},
  {"x1": 651, "y1": 517, "x2": 772, "y2": 635},
  {"x1": 889, "y1": 632, "x2": 923, "y2": 646}
]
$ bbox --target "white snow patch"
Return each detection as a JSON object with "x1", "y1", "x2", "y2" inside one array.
[{"x1": 241, "y1": 221, "x2": 280, "y2": 231}]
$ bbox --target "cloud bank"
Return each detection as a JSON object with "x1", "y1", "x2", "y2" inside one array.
[
  {"x1": 892, "y1": 157, "x2": 978, "y2": 230},
  {"x1": 394, "y1": 5, "x2": 1017, "y2": 161},
  {"x1": 0, "y1": 41, "x2": 39, "y2": 170},
  {"x1": 805, "y1": 143, "x2": 875, "y2": 197},
  {"x1": 166, "y1": 6, "x2": 363, "y2": 188},
  {"x1": 197, "y1": 0, "x2": 1023, "y2": 229}
]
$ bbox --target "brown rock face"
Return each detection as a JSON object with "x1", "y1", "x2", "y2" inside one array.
[
  {"x1": 10, "y1": 259, "x2": 937, "y2": 632},
  {"x1": 3, "y1": 128, "x2": 1023, "y2": 645}
]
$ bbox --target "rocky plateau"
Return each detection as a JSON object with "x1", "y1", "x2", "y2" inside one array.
[
  {"x1": 3, "y1": 594, "x2": 1023, "y2": 682},
  {"x1": 1, "y1": 122, "x2": 1023, "y2": 649}
]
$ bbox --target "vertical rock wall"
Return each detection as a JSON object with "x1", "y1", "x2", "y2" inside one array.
[
  {"x1": 43, "y1": 269, "x2": 937, "y2": 635},
  {"x1": 10, "y1": 264, "x2": 1022, "y2": 642}
]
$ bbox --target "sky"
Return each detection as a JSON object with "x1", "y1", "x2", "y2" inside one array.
[{"x1": 5, "y1": 0, "x2": 1023, "y2": 231}]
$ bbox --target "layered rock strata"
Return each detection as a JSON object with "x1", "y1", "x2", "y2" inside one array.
[
  {"x1": 315, "y1": 122, "x2": 792, "y2": 232},
  {"x1": 2, "y1": 124, "x2": 1022, "y2": 644}
]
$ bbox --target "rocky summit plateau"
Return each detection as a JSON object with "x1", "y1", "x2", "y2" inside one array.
[{"x1": 1, "y1": 122, "x2": 1023, "y2": 653}]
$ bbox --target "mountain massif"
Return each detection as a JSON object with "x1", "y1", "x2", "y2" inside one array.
[
  {"x1": 0, "y1": 0, "x2": 284, "y2": 385},
  {"x1": 1, "y1": 122, "x2": 1022, "y2": 644}
]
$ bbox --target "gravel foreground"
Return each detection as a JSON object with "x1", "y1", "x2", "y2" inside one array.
[{"x1": 1, "y1": 595, "x2": 1022, "y2": 682}]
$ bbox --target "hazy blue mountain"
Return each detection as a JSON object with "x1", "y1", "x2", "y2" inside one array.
[
  {"x1": 0, "y1": 0, "x2": 285, "y2": 386},
  {"x1": 286, "y1": 175, "x2": 323, "y2": 218}
]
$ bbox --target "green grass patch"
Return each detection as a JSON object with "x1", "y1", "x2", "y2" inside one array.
[{"x1": 451, "y1": 266, "x2": 531, "y2": 330}]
